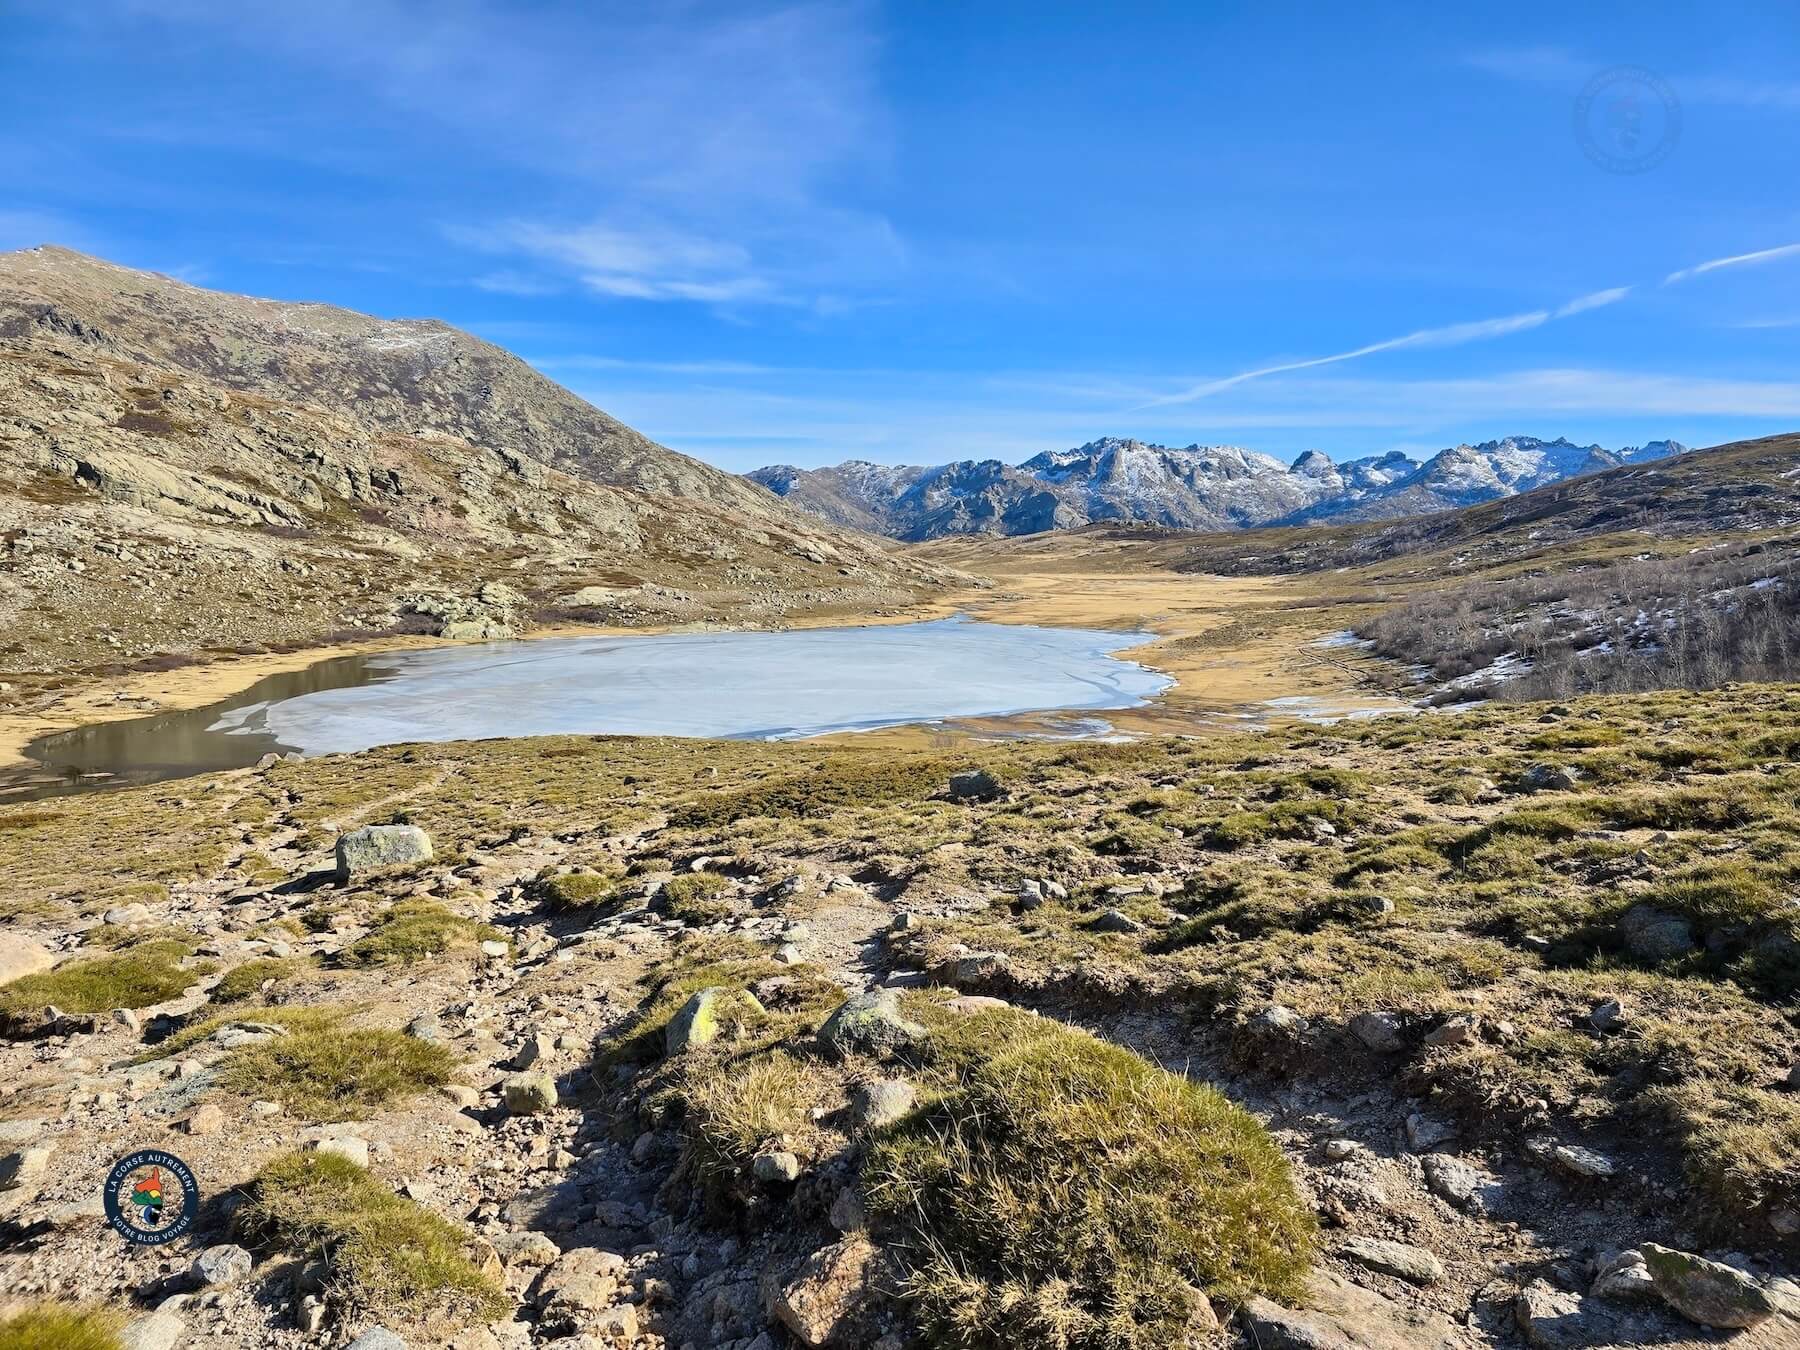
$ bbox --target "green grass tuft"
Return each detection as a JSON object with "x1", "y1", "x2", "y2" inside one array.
[
  {"x1": 535, "y1": 870, "x2": 625, "y2": 912},
  {"x1": 339, "y1": 901, "x2": 506, "y2": 967},
  {"x1": 238, "y1": 1151, "x2": 505, "y2": 1324},
  {"x1": 662, "y1": 871, "x2": 734, "y2": 924},
  {"x1": 864, "y1": 1001, "x2": 1314, "y2": 1349},
  {"x1": 210, "y1": 956, "x2": 312, "y2": 1004},
  {"x1": 0, "y1": 939, "x2": 209, "y2": 1022},
  {"x1": 0, "y1": 1305, "x2": 123, "y2": 1350},
  {"x1": 219, "y1": 1025, "x2": 457, "y2": 1121}
]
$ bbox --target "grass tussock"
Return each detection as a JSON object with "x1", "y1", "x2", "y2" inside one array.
[
  {"x1": 339, "y1": 901, "x2": 506, "y2": 967},
  {"x1": 662, "y1": 871, "x2": 734, "y2": 924},
  {"x1": 863, "y1": 1001, "x2": 1314, "y2": 1349},
  {"x1": 209, "y1": 956, "x2": 313, "y2": 1004},
  {"x1": 219, "y1": 1024, "x2": 457, "y2": 1121},
  {"x1": 0, "y1": 938, "x2": 209, "y2": 1022},
  {"x1": 0, "y1": 1305, "x2": 122, "y2": 1350},
  {"x1": 238, "y1": 1151, "x2": 505, "y2": 1325},
  {"x1": 535, "y1": 869, "x2": 625, "y2": 912}
]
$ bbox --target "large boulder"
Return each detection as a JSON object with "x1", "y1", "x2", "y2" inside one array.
[
  {"x1": 817, "y1": 990, "x2": 926, "y2": 1062},
  {"x1": 335, "y1": 824, "x2": 433, "y2": 879},
  {"x1": 1640, "y1": 1243, "x2": 1779, "y2": 1329}
]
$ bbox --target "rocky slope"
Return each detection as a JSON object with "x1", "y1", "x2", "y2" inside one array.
[
  {"x1": 749, "y1": 435, "x2": 1686, "y2": 540},
  {"x1": 0, "y1": 248, "x2": 961, "y2": 679}
]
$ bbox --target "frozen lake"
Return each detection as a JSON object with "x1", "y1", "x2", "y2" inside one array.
[{"x1": 23, "y1": 617, "x2": 1171, "y2": 793}]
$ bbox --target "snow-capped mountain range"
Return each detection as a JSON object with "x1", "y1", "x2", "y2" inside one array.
[{"x1": 746, "y1": 435, "x2": 1688, "y2": 541}]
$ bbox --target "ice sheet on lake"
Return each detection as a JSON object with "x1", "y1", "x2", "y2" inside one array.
[{"x1": 209, "y1": 617, "x2": 1174, "y2": 754}]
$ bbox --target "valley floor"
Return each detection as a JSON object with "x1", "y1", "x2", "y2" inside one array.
[{"x1": 0, "y1": 542, "x2": 1404, "y2": 791}]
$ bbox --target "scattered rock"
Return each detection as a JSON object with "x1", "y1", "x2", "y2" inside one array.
[
  {"x1": 335, "y1": 824, "x2": 433, "y2": 879},
  {"x1": 817, "y1": 990, "x2": 926, "y2": 1061},
  {"x1": 1339, "y1": 1236, "x2": 1444, "y2": 1285},
  {"x1": 103, "y1": 902, "x2": 153, "y2": 926},
  {"x1": 118, "y1": 1311, "x2": 186, "y2": 1350},
  {"x1": 180, "y1": 1103, "x2": 225, "y2": 1135},
  {"x1": 191, "y1": 1243, "x2": 254, "y2": 1287},
  {"x1": 1550, "y1": 1143, "x2": 1616, "y2": 1179},
  {"x1": 1519, "y1": 763, "x2": 1581, "y2": 792},
  {"x1": 1618, "y1": 904, "x2": 1697, "y2": 962},
  {"x1": 1350, "y1": 1011, "x2": 1407, "y2": 1054},
  {"x1": 1088, "y1": 908, "x2": 1143, "y2": 934},
  {"x1": 1252, "y1": 1004, "x2": 1311, "y2": 1035},
  {"x1": 665, "y1": 986, "x2": 764, "y2": 1055},
  {"x1": 0, "y1": 1145, "x2": 51, "y2": 1191},
  {"x1": 847, "y1": 1079, "x2": 916, "y2": 1130},
  {"x1": 1639, "y1": 1242, "x2": 1779, "y2": 1329},
  {"x1": 1515, "y1": 1281, "x2": 1614, "y2": 1349},
  {"x1": 947, "y1": 769, "x2": 1003, "y2": 802},
  {"x1": 537, "y1": 1247, "x2": 626, "y2": 1329},
  {"x1": 503, "y1": 1071, "x2": 558, "y2": 1115},
  {"x1": 1423, "y1": 1014, "x2": 1479, "y2": 1048},
  {"x1": 1588, "y1": 998, "x2": 1628, "y2": 1033},
  {"x1": 753, "y1": 1151, "x2": 802, "y2": 1184},
  {"x1": 1403, "y1": 1114, "x2": 1456, "y2": 1152},
  {"x1": 1422, "y1": 1153, "x2": 1493, "y2": 1214},
  {"x1": 1239, "y1": 1269, "x2": 1454, "y2": 1349},
  {"x1": 1590, "y1": 1250, "x2": 1658, "y2": 1304},
  {"x1": 345, "y1": 1331, "x2": 408, "y2": 1350},
  {"x1": 774, "y1": 1235, "x2": 884, "y2": 1348},
  {"x1": 0, "y1": 934, "x2": 54, "y2": 986}
]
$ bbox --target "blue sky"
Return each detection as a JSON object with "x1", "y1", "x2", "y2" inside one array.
[{"x1": 3, "y1": 2, "x2": 1799, "y2": 471}]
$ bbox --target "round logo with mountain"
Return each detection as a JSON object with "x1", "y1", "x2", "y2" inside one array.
[{"x1": 103, "y1": 1150, "x2": 199, "y2": 1245}]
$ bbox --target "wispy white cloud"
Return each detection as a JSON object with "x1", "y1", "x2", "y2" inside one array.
[
  {"x1": 1138, "y1": 307, "x2": 1565, "y2": 408},
  {"x1": 450, "y1": 218, "x2": 790, "y2": 307},
  {"x1": 1663, "y1": 242, "x2": 1800, "y2": 286},
  {"x1": 67, "y1": 1, "x2": 903, "y2": 313},
  {"x1": 1555, "y1": 286, "x2": 1632, "y2": 316}
]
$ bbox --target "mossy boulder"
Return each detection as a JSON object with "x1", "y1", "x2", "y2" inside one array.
[
  {"x1": 665, "y1": 986, "x2": 767, "y2": 1055},
  {"x1": 817, "y1": 990, "x2": 926, "y2": 1062},
  {"x1": 335, "y1": 825, "x2": 433, "y2": 880}
]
